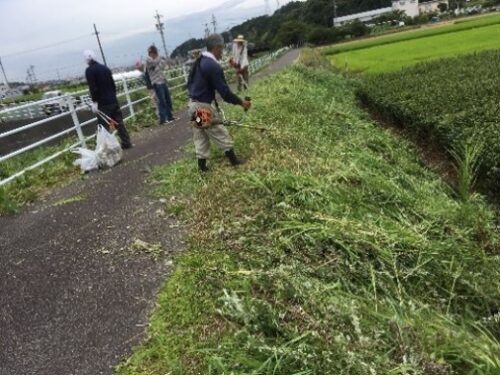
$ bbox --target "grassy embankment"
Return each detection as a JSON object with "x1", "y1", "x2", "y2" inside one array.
[
  {"x1": 325, "y1": 12, "x2": 500, "y2": 73},
  {"x1": 117, "y1": 51, "x2": 500, "y2": 374}
]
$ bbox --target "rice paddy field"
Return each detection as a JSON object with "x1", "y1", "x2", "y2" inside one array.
[
  {"x1": 117, "y1": 52, "x2": 500, "y2": 374},
  {"x1": 326, "y1": 13, "x2": 500, "y2": 73},
  {"x1": 358, "y1": 49, "x2": 500, "y2": 194}
]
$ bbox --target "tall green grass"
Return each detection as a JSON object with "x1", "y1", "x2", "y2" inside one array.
[{"x1": 118, "y1": 61, "x2": 500, "y2": 374}]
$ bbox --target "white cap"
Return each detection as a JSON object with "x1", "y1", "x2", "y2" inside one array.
[{"x1": 83, "y1": 49, "x2": 97, "y2": 63}]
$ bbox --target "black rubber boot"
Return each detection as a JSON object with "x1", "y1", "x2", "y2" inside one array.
[
  {"x1": 225, "y1": 149, "x2": 243, "y2": 166},
  {"x1": 198, "y1": 159, "x2": 209, "y2": 172}
]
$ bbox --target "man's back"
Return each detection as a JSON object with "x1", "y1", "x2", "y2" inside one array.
[
  {"x1": 188, "y1": 55, "x2": 241, "y2": 106},
  {"x1": 85, "y1": 61, "x2": 117, "y2": 106}
]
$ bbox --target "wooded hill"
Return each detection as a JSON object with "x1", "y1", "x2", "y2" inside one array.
[{"x1": 171, "y1": 0, "x2": 392, "y2": 57}]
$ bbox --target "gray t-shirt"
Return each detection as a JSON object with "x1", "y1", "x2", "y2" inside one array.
[{"x1": 146, "y1": 56, "x2": 166, "y2": 85}]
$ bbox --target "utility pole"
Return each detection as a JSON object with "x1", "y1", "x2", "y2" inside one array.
[
  {"x1": 93, "y1": 23, "x2": 107, "y2": 66},
  {"x1": 204, "y1": 23, "x2": 211, "y2": 38},
  {"x1": 264, "y1": 0, "x2": 270, "y2": 15},
  {"x1": 211, "y1": 14, "x2": 217, "y2": 33},
  {"x1": 333, "y1": 0, "x2": 338, "y2": 27},
  {"x1": 0, "y1": 57, "x2": 10, "y2": 89},
  {"x1": 154, "y1": 10, "x2": 169, "y2": 58},
  {"x1": 276, "y1": 0, "x2": 280, "y2": 11}
]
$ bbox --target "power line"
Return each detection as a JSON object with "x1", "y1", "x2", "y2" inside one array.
[
  {"x1": 2, "y1": 34, "x2": 91, "y2": 58},
  {"x1": 154, "y1": 10, "x2": 169, "y2": 58}
]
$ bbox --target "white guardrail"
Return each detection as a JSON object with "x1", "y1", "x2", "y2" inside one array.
[{"x1": 0, "y1": 47, "x2": 290, "y2": 187}]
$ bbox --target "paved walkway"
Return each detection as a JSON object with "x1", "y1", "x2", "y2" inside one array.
[{"x1": 0, "y1": 49, "x2": 300, "y2": 375}]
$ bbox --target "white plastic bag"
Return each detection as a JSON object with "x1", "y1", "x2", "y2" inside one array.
[
  {"x1": 73, "y1": 147, "x2": 99, "y2": 172},
  {"x1": 95, "y1": 125, "x2": 122, "y2": 168},
  {"x1": 72, "y1": 125, "x2": 122, "y2": 172}
]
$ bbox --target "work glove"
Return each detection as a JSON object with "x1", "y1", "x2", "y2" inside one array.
[
  {"x1": 242, "y1": 100, "x2": 252, "y2": 111},
  {"x1": 91, "y1": 102, "x2": 98, "y2": 113}
]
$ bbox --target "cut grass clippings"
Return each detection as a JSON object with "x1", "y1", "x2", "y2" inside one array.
[{"x1": 118, "y1": 60, "x2": 500, "y2": 374}]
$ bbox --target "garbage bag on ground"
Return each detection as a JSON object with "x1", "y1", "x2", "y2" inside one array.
[
  {"x1": 95, "y1": 125, "x2": 122, "y2": 168},
  {"x1": 73, "y1": 125, "x2": 122, "y2": 172},
  {"x1": 73, "y1": 147, "x2": 99, "y2": 172}
]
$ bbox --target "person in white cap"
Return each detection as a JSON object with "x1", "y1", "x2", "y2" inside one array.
[
  {"x1": 83, "y1": 50, "x2": 132, "y2": 149},
  {"x1": 230, "y1": 35, "x2": 250, "y2": 92}
]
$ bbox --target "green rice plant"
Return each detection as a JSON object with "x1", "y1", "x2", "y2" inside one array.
[
  {"x1": 323, "y1": 12, "x2": 500, "y2": 57},
  {"x1": 358, "y1": 49, "x2": 500, "y2": 196},
  {"x1": 449, "y1": 139, "x2": 483, "y2": 202},
  {"x1": 329, "y1": 23, "x2": 500, "y2": 74}
]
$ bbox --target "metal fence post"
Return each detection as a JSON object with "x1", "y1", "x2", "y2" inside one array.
[
  {"x1": 183, "y1": 64, "x2": 189, "y2": 84},
  {"x1": 67, "y1": 96, "x2": 86, "y2": 148},
  {"x1": 122, "y1": 78, "x2": 135, "y2": 117}
]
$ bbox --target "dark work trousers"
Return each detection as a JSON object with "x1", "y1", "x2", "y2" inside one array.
[
  {"x1": 153, "y1": 83, "x2": 174, "y2": 124},
  {"x1": 98, "y1": 103, "x2": 132, "y2": 148},
  {"x1": 238, "y1": 67, "x2": 249, "y2": 92}
]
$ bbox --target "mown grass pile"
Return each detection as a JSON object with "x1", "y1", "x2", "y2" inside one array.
[
  {"x1": 119, "y1": 60, "x2": 500, "y2": 374},
  {"x1": 358, "y1": 49, "x2": 500, "y2": 195}
]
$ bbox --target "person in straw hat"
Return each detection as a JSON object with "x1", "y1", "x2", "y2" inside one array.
[{"x1": 230, "y1": 34, "x2": 250, "y2": 92}]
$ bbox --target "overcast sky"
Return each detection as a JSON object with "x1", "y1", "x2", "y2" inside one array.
[{"x1": 0, "y1": 0, "x2": 291, "y2": 82}]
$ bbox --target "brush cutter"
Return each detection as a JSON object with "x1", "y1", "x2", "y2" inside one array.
[{"x1": 220, "y1": 97, "x2": 268, "y2": 132}]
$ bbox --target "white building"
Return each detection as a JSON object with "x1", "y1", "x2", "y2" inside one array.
[
  {"x1": 333, "y1": 7, "x2": 393, "y2": 26},
  {"x1": 419, "y1": 0, "x2": 447, "y2": 14},
  {"x1": 334, "y1": 0, "x2": 448, "y2": 26},
  {"x1": 393, "y1": 0, "x2": 420, "y2": 18}
]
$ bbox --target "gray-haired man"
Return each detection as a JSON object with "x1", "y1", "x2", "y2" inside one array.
[{"x1": 187, "y1": 34, "x2": 251, "y2": 172}]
